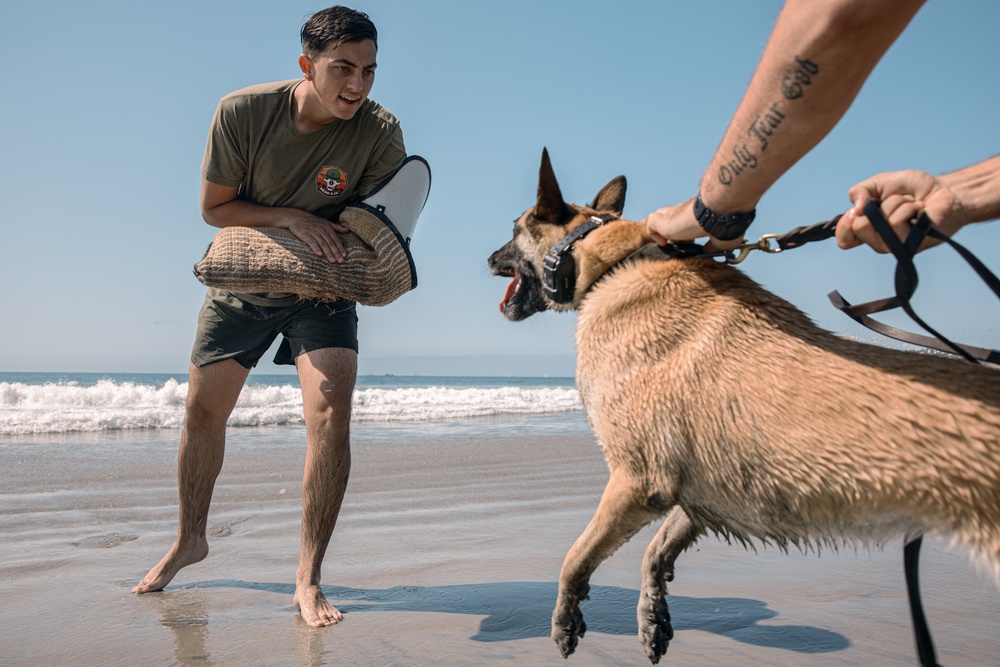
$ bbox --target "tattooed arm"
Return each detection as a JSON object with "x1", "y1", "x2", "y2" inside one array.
[{"x1": 646, "y1": 0, "x2": 926, "y2": 247}]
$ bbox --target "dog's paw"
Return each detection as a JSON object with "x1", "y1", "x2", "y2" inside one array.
[
  {"x1": 638, "y1": 593, "x2": 673, "y2": 664},
  {"x1": 552, "y1": 604, "x2": 587, "y2": 658}
]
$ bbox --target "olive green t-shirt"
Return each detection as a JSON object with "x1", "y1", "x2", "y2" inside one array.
[{"x1": 201, "y1": 79, "x2": 406, "y2": 305}]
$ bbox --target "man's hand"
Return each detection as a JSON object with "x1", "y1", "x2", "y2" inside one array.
[
  {"x1": 201, "y1": 177, "x2": 350, "y2": 263},
  {"x1": 285, "y1": 212, "x2": 350, "y2": 264},
  {"x1": 645, "y1": 197, "x2": 744, "y2": 250},
  {"x1": 837, "y1": 169, "x2": 968, "y2": 254}
]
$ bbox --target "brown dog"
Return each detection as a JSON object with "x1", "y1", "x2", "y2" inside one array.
[{"x1": 488, "y1": 149, "x2": 1000, "y2": 663}]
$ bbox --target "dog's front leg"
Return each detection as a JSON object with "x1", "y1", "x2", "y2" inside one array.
[
  {"x1": 552, "y1": 469, "x2": 660, "y2": 658},
  {"x1": 638, "y1": 506, "x2": 700, "y2": 664}
]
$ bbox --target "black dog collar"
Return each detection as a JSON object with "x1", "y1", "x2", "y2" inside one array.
[{"x1": 542, "y1": 215, "x2": 616, "y2": 304}]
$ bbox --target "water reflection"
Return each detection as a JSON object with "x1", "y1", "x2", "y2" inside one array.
[{"x1": 150, "y1": 590, "x2": 214, "y2": 665}]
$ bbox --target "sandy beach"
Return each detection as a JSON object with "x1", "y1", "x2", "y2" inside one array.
[{"x1": 2, "y1": 420, "x2": 998, "y2": 666}]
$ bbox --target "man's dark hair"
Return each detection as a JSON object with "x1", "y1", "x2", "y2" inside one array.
[{"x1": 301, "y1": 6, "x2": 378, "y2": 56}]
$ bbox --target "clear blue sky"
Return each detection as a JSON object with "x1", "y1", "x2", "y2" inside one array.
[{"x1": 2, "y1": 0, "x2": 997, "y2": 376}]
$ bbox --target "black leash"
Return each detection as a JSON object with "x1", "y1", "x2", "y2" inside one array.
[
  {"x1": 662, "y1": 204, "x2": 1000, "y2": 364},
  {"x1": 904, "y1": 536, "x2": 940, "y2": 667}
]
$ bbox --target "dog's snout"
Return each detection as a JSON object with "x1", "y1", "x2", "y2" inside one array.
[{"x1": 488, "y1": 244, "x2": 514, "y2": 275}]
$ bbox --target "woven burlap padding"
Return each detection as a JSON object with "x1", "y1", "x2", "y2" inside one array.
[{"x1": 193, "y1": 205, "x2": 416, "y2": 306}]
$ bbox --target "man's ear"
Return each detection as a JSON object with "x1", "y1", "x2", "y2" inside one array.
[
  {"x1": 299, "y1": 54, "x2": 314, "y2": 80},
  {"x1": 535, "y1": 148, "x2": 566, "y2": 224},
  {"x1": 590, "y1": 175, "x2": 627, "y2": 216}
]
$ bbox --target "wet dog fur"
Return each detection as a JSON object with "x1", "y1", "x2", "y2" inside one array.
[{"x1": 488, "y1": 149, "x2": 1000, "y2": 663}]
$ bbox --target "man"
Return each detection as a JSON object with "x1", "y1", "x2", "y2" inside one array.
[
  {"x1": 132, "y1": 6, "x2": 405, "y2": 628},
  {"x1": 644, "y1": 0, "x2": 998, "y2": 253}
]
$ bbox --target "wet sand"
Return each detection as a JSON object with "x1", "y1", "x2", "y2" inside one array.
[{"x1": 1, "y1": 423, "x2": 997, "y2": 666}]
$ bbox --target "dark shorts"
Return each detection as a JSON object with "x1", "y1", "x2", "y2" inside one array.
[{"x1": 191, "y1": 288, "x2": 358, "y2": 368}]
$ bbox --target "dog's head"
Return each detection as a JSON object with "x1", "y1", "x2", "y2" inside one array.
[{"x1": 488, "y1": 149, "x2": 627, "y2": 321}]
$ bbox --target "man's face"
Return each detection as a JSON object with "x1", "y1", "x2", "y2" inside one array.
[{"x1": 301, "y1": 38, "x2": 377, "y2": 121}]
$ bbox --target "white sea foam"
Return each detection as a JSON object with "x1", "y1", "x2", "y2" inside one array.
[{"x1": 0, "y1": 379, "x2": 582, "y2": 435}]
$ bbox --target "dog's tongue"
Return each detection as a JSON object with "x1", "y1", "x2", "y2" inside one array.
[{"x1": 499, "y1": 275, "x2": 521, "y2": 313}]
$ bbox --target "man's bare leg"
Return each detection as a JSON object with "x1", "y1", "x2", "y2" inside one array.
[
  {"x1": 292, "y1": 347, "x2": 355, "y2": 627},
  {"x1": 133, "y1": 359, "x2": 250, "y2": 594}
]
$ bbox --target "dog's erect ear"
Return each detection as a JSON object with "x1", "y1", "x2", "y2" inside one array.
[
  {"x1": 535, "y1": 148, "x2": 566, "y2": 224},
  {"x1": 590, "y1": 175, "x2": 627, "y2": 216}
]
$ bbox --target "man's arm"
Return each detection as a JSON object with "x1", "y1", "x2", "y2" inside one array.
[
  {"x1": 646, "y1": 0, "x2": 926, "y2": 247},
  {"x1": 941, "y1": 154, "x2": 1000, "y2": 223},
  {"x1": 837, "y1": 154, "x2": 1000, "y2": 253},
  {"x1": 200, "y1": 178, "x2": 350, "y2": 264}
]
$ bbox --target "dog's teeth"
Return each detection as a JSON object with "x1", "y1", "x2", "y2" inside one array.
[{"x1": 500, "y1": 274, "x2": 521, "y2": 313}]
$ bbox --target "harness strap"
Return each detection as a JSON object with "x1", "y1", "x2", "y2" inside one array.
[
  {"x1": 657, "y1": 240, "x2": 731, "y2": 261},
  {"x1": 543, "y1": 215, "x2": 616, "y2": 304}
]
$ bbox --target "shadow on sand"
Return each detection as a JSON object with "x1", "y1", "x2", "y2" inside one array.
[{"x1": 178, "y1": 579, "x2": 848, "y2": 653}]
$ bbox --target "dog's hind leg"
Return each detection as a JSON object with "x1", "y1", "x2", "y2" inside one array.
[
  {"x1": 637, "y1": 506, "x2": 700, "y2": 664},
  {"x1": 552, "y1": 469, "x2": 662, "y2": 658}
]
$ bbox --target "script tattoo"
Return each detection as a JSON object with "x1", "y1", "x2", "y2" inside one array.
[
  {"x1": 717, "y1": 145, "x2": 758, "y2": 186},
  {"x1": 717, "y1": 56, "x2": 820, "y2": 187},
  {"x1": 781, "y1": 56, "x2": 820, "y2": 100},
  {"x1": 748, "y1": 103, "x2": 787, "y2": 152}
]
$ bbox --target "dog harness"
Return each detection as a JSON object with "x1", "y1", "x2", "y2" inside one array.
[{"x1": 542, "y1": 214, "x2": 616, "y2": 304}]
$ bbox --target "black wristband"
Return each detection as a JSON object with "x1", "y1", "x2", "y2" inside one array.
[{"x1": 693, "y1": 194, "x2": 755, "y2": 241}]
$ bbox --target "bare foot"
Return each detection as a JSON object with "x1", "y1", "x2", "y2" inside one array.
[
  {"x1": 294, "y1": 584, "x2": 343, "y2": 627},
  {"x1": 132, "y1": 538, "x2": 209, "y2": 594}
]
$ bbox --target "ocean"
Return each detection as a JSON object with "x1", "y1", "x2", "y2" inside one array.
[{"x1": 0, "y1": 372, "x2": 589, "y2": 440}]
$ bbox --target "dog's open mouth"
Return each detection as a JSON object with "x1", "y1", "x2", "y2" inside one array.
[
  {"x1": 499, "y1": 269, "x2": 521, "y2": 314},
  {"x1": 489, "y1": 247, "x2": 547, "y2": 321}
]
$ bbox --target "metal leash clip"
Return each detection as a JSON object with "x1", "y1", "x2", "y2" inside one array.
[{"x1": 725, "y1": 234, "x2": 782, "y2": 265}]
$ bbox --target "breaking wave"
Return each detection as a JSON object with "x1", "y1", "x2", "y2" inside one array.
[{"x1": 0, "y1": 378, "x2": 582, "y2": 435}]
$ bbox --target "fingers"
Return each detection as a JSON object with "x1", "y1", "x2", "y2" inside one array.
[
  {"x1": 644, "y1": 208, "x2": 674, "y2": 246},
  {"x1": 322, "y1": 225, "x2": 349, "y2": 261},
  {"x1": 645, "y1": 199, "x2": 706, "y2": 246},
  {"x1": 849, "y1": 169, "x2": 933, "y2": 213},
  {"x1": 848, "y1": 180, "x2": 879, "y2": 216},
  {"x1": 292, "y1": 220, "x2": 348, "y2": 263},
  {"x1": 315, "y1": 226, "x2": 348, "y2": 263},
  {"x1": 837, "y1": 194, "x2": 925, "y2": 254},
  {"x1": 645, "y1": 221, "x2": 669, "y2": 246},
  {"x1": 835, "y1": 208, "x2": 865, "y2": 250}
]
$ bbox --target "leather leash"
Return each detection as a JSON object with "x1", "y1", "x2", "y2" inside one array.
[{"x1": 660, "y1": 203, "x2": 1000, "y2": 365}]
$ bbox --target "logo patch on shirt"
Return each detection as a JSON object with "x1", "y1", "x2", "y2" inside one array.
[{"x1": 316, "y1": 165, "x2": 348, "y2": 197}]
